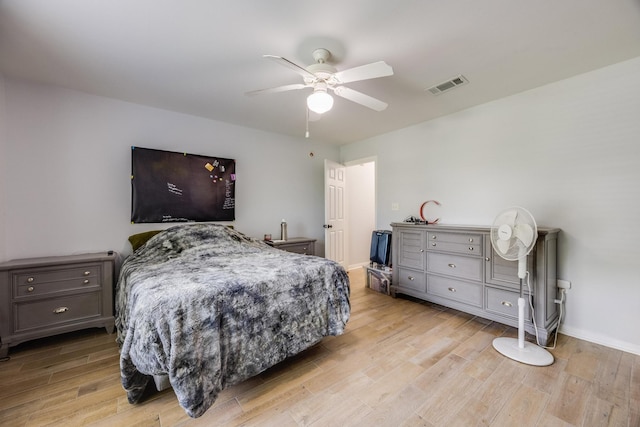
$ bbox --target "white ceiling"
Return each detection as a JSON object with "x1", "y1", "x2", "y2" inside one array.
[{"x1": 1, "y1": 0, "x2": 640, "y2": 145}]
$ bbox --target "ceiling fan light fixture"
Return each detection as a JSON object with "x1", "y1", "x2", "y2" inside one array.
[{"x1": 307, "y1": 89, "x2": 333, "y2": 114}]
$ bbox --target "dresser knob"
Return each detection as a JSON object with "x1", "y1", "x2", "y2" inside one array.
[
  {"x1": 83, "y1": 271, "x2": 91, "y2": 276},
  {"x1": 431, "y1": 235, "x2": 436, "y2": 239},
  {"x1": 27, "y1": 277, "x2": 35, "y2": 283},
  {"x1": 53, "y1": 307, "x2": 69, "y2": 314},
  {"x1": 420, "y1": 249, "x2": 424, "y2": 253},
  {"x1": 83, "y1": 279, "x2": 90, "y2": 284},
  {"x1": 468, "y1": 247, "x2": 474, "y2": 251},
  {"x1": 469, "y1": 238, "x2": 474, "y2": 242},
  {"x1": 408, "y1": 276, "x2": 415, "y2": 281},
  {"x1": 448, "y1": 287, "x2": 457, "y2": 292},
  {"x1": 432, "y1": 243, "x2": 436, "y2": 247},
  {"x1": 485, "y1": 257, "x2": 490, "y2": 261},
  {"x1": 501, "y1": 301, "x2": 513, "y2": 307},
  {"x1": 27, "y1": 286, "x2": 34, "y2": 292},
  {"x1": 448, "y1": 263, "x2": 456, "y2": 268}
]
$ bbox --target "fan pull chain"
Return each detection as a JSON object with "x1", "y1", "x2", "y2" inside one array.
[{"x1": 305, "y1": 107, "x2": 310, "y2": 138}]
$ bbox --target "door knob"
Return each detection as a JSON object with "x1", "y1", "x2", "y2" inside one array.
[{"x1": 323, "y1": 224, "x2": 333, "y2": 228}]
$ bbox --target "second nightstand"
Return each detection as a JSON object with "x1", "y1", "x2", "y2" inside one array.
[{"x1": 266, "y1": 237, "x2": 316, "y2": 255}]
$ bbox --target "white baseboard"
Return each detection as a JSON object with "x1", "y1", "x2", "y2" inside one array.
[
  {"x1": 348, "y1": 261, "x2": 369, "y2": 271},
  {"x1": 559, "y1": 325, "x2": 640, "y2": 356}
]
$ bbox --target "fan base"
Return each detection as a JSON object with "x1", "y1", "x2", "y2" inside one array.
[{"x1": 492, "y1": 337, "x2": 554, "y2": 366}]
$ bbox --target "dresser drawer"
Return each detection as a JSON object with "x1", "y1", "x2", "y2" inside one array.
[
  {"x1": 13, "y1": 264, "x2": 101, "y2": 297},
  {"x1": 396, "y1": 267, "x2": 426, "y2": 292},
  {"x1": 485, "y1": 287, "x2": 531, "y2": 321},
  {"x1": 427, "y1": 275, "x2": 482, "y2": 307},
  {"x1": 427, "y1": 253, "x2": 483, "y2": 282},
  {"x1": 14, "y1": 292, "x2": 102, "y2": 332},
  {"x1": 427, "y1": 232, "x2": 482, "y2": 256}
]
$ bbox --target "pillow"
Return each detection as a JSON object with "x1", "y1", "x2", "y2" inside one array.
[{"x1": 128, "y1": 230, "x2": 163, "y2": 251}]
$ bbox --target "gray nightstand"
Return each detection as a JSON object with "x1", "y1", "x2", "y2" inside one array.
[
  {"x1": 0, "y1": 252, "x2": 116, "y2": 358},
  {"x1": 266, "y1": 238, "x2": 316, "y2": 255}
]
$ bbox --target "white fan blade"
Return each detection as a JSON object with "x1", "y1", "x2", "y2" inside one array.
[
  {"x1": 245, "y1": 83, "x2": 308, "y2": 96},
  {"x1": 333, "y1": 61, "x2": 394, "y2": 84},
  {"x1": 514, "y1": 223, "x2": 535, "y2": 248},
  {"x1": 332, "y1": 86, "x2": 388, "y2": 111},
  {"x1": 496, "y1": 209, "x2": 518, "y2": 228},
  {"x1": 263, "y1": 55, "x2": 317, "y2": 80},
  {"x1": 495, "y1": 238, "x2": 512, "y2": 255}
]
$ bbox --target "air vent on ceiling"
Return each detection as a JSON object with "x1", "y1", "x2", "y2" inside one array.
[{"x1": 427, "y1": 75, "x2": 469, "y2": 95}]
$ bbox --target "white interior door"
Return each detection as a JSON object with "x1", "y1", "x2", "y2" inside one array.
[{"x1": 324, "y1": 159, "x2": 347, "y2": 267}]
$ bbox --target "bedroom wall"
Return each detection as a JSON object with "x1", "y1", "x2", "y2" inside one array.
[
  {"x1": 2, "y1": 78, "x2": 340, "y2": 261},
  {"x1": 340, "y1": 56, "x2": 640, "y2": 355},
  {"x1": 0, "y1": 74, "x2": 7, "y2": 262}
]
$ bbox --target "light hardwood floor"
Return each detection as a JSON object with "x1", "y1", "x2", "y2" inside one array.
[{"x1": 1, "y1": 268, "x2": 638, "y2": 426}]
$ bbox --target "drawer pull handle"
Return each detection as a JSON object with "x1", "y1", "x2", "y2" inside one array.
[
  {"x1": 83, "y1": 279, "x2": 90, "y2": 284},
  {"x1": 432, "y1": 243, "x2": 436, "y2": 247},
  {"x1": 83, "y1": 271, "x2": 91, "y2": 276},
  {"x1": 431, "y1": 235, "x2": 436, "y2": 239},
  {"x1": 27, "y1": 277, "x2": 35, "y2": 283},
  {"x1": 501, "y1": 301, "x2": 513, "y2": 307},
  {"x1": 53, "y1": 307, "x2": 69, "y2": 314},
  {"x1": 485, "y1": 257, "x2": 491, "y2": 261},
  {"x1": 468, "y1": 247, "x2": 474, "y2": 251},
  {"x1": 469, "y1": 238, "x2": 474, "y2": 242},
  {"x1": 448, "y1": 287, "x2": 456, "y2": 292},
  {"x1": 27, "y1": 286, "x2": 34, "y2": 292},
  {"x1": 420, "y1": 249, "x2": 425, "y2": 253},
  {"x1": 448, "y1": 263, "x2": 456, "y2": 268},
  {"x1": 408, "y1": 276, "x2": 415, "y2": 281}
]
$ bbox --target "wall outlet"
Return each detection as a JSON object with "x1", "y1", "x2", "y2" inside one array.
[{"x1": 557, "y1": 279, "x2": 571, "y2": 290}]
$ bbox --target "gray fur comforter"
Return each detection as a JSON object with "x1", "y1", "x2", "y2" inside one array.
[{"x1": 115, "y1": 224, "x2": 350, "y2": 418}]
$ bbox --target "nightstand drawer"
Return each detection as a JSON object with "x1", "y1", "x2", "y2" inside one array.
[
  {"x1": 14, "y1": 264, "x2": 101, "y2": 297},
  {"x1": 267, "y1": 238, "x2": 316, "y2": 256},
  {"x1": 427, "y1": 253, "x2": 483, "y2": 282},
  {"x1": 14, "y1": 292, "x2": 102, "y2": 332},
  {"x1": 279, "y1": 243, "x2": 314, "y2": 255},
  {"x1": 427, "y1": 275, "x2": 482, "y2": 307}
]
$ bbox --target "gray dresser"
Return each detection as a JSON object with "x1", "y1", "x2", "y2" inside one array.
[
  {"x1": 0, "y1": 252, "x2": 116, "y2": 357},
  {"x1": 391, "y1": 223, "x2": 560, "y2": 346}
]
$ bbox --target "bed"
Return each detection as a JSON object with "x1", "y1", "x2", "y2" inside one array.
[{"x1": 115, "y1": 224, "x2": 350, "y2": 418}]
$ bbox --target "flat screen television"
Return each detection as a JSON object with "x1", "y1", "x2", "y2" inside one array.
[{"x1": 131, "y1": 146, "x2": 235, "y2": 223}]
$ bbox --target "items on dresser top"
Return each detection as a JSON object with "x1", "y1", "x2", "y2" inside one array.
[
  {"x1": 391, "y1": 223, "x2": 560, "y2": 346},
  {"x1": 0, "y1": 252, "x2": 116, "y2": 358}
]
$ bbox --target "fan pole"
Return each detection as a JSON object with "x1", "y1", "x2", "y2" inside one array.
[{"x1": 517, "y1": 281, "x2": 525, "y2": 349}]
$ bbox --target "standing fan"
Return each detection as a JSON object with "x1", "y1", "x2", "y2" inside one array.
[{"x1": 490, "y1": 207, "x2": 554, "y2": 366}]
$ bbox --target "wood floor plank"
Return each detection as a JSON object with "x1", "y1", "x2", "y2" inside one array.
[
  {"x1": 545, "y1": 372, "x2": 592, "y2": 425},
  {"x1": 414, "y1": 369, "x2": 482, "y2": 426},
  {"x1": 489, "y1": 383, "x2": 549, "y2": 427},
  {"x1": 582, "y1": 394, "x2": 628, "y2": 427}
]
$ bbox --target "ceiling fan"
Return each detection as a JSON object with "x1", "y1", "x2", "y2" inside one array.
[{"x1": 246, "y1": 48, "x2": 394, "y2": 115}]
